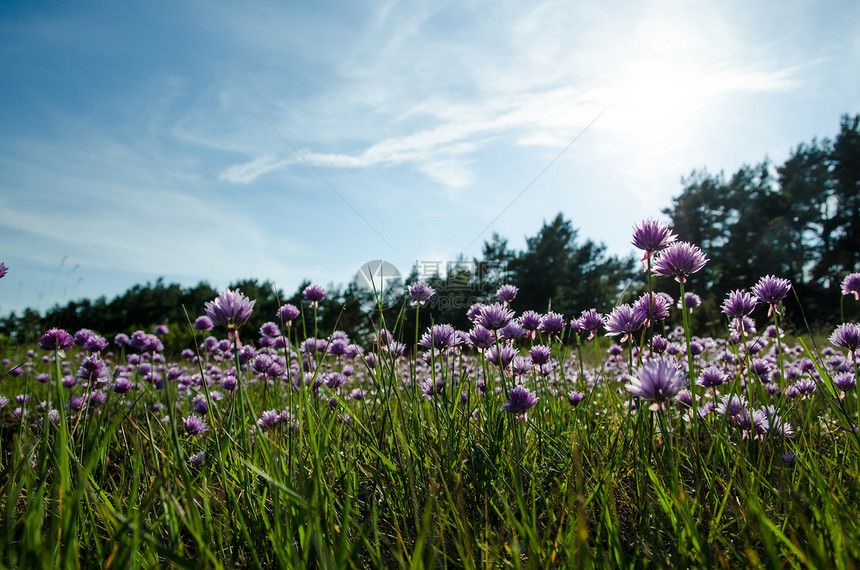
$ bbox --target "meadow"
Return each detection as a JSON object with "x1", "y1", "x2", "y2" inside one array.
[{"x1": 1, "y1": 225, "x2": 859, "y2": 569}]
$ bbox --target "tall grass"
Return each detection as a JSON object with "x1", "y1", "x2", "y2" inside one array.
[{"x1": 1, "y1": 284, "x2": 859, "y2": 568}]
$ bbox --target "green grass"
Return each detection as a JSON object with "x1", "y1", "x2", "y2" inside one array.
[{"x1": 1, "y1": 308, "x2": 859, "y2": 569}]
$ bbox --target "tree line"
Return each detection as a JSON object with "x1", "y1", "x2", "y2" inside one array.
[{"x1": 1, "y1": 114, "x2": 858, "y2": 349}]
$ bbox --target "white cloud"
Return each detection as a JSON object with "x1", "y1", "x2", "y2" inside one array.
[{"x1": 218, "y1": 153, "x2": 292, "y2": 184}]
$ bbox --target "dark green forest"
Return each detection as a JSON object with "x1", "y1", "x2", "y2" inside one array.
[{"x1": 2, "y1": 114, "x2": 858, "y2": 349}]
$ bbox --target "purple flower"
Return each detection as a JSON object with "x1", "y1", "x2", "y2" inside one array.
[
  {"x1": 82, "y1": 335, "x2": 108, "y2": 353},
  {"x1": 112, "y1": 378, "x2": 135, "y2": 394},
  {"x1": 193, "y1": 316, "x2": 214, "y2": 331},
  {"x1": 259, "y1": 322, "x2": 280, "y2": 339},
  {"x1": 626, "y1": 360, "x2": 685, "y2": 407},
  {"x1": 539, "y1": 312, "x2": 566, "y2": 337},
  {"x1": 76, "y1": 355, "x2": 107, "y2": 382},
  {"x1": 696, "y1": 366, "x2": 728, "y2": 388},
  {"x1": 520, "y1": 310, "x2": 542, "y2": 339},
  {"x1": 567, "y1": 390, "x2": 586, "y2": 408},
  {"x1": 478, "y1": 303, "x2": 515, "y2": 331},
  {"x1": 679, "y1": 292, "x2": 701, "y2": 312},
  {"x1": 842, "y1": 273, "x2": 860, "y2": 301},
  {"x1": 499, "y1": 320, "x2": 525, "y2": 341},
  {"x1": 830, "y1": 323, "x2": 860, "y2": 353},
  {"x1": 603, "y1": 304, "x2": 646, "y2": 343},
  {"x1": 495, "y1": 284, "x2": 519, "y2": 304},
  {"x1": 716, "y1": 394, "x2": 747, "y2": 418},
  {"x1": 722, "y1": 289, "x2": 757, "y2": 325},
  {"x1": 418, "y1": 324, "x2": 460, "y2": 351},
  {"x1": 468, "y1": 325, "x2": 495, "y2": 350},
  {"x1": 154, "y1": 324, "x2": 169, "y2": 336},
  {"x1": 833, "y1": 372, "x2": 857, "y2": 396},
  {"x1": 204, "y1": 289, "x2": 255, "y2": 330},
  {"x1": 302, "y1": 284, "x2": 327, "y2": 306},
  {"x1": 39, "y1": 328, "x2": 74, "y2": 351},
  {"x1": 529, "y1": 345, "x2": 552, "y2": 366},
  {"x1": 652, "y1": 241, "x2": 708, "y2": 284},
  {"x1": 183, "y1": 414, "x2": 209, "y2": 436},
  {"x1": 576, "y1": 309, "x2": 604, "y2": 340},
  {"x1": 407, "y1": 281, "x2": 435, "y2": 306},
  {"x1": 633, "y1": 292, "x2": 671, "y2": 326},
  {"x1": 257, "y1": 409, "x2": 282, "y2": 430},
  {"x1": 0, "y1": 261, "x2": 7, "y2": 278},
  {"x1": 631, "y1": 218, "x2": 677, "y2": 264},
  {"x1": 276, "y1": 304, "x2": 301, "y2": 324},
  {"x1": 188, "y1": 451, "x2": 206, "y2": 468},
  {"x1": 502, "y1": 385, "x2": 539, "y2": 415},
  {"x1": 485, "y1": 344, "x2": 518, "y2": 368},
  {"x1": 752, "y1": 275, "x2": 792, "y2": 316},
  {"x1": 511, "y1": 355, "x2": 533, "y2": 376}
]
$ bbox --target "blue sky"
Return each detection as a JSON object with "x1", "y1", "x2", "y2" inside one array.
[{"x1": 1, "y1": 0, "x2": 858, "y2": 317}]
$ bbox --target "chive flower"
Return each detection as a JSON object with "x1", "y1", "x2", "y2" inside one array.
[
  {"x1": 626, "y1": 360, "x2": 685, "y2": 409},
  {"x1": 39, "y1": 328, "x2": 74, "y2": 351},
  {"x1": 502, "y1": 385, "x2": 539, "y2": 415},
  {"x1": 842, "y1": 273, "x2": 860, "y2": 301},
  {"x1": 652, "y1": 241, "x2": 708, "y2": 283},
  {"x1": 204, "y1": 289, "x2": 255, "y2": 330}
]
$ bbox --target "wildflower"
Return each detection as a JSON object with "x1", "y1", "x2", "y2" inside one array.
[
  {"x1": 674, "y1": 389, "x2": 693, "y2": 409},
  {"x1": 716, "y1": 394, "x2": 746, "y2": 418},
  {"x1": 752, "y1": 275, "x2": 792, "y2": 316},
  {"x1": 842, "y1": 273, "x2": 860, "y2": 301},
  {"x1": 603, "y1": 304, "x2": 646, "y2": 343},
  {"x1": 407, "y1": 281, "x2": 435, "y2": 306},
  {"x1": 485, "y1": 344, "x2": 518, "y2": 368},
  {"x1": 495, "y1": 284, "x2": 519, "y2": 304},
  {"x1": 154, "y1": 324, "x2": 169, "y2": 336},
  {"x1": 652, "y1": 335, "x2": 669, "y2": 354},
  {"x1": 466, "y1": 303, "x2": 487, "y2": 323},
  {"x1": 833, "y1": 372, "x2": 857, "y2": 397},
  {"x1": 39, "y1": 328, "x2": 74, "y2": 351},
  {"x1": 468, "y1": 325, "x2": 495, "y2": 350},
  {"x1": 478, "y1": 303, "x2": 514, "y2": 331},
  {"x1": 499, "y1": 320, "x2": 525, "y2": 341},
  {"x1": 633, "y1": 292, "x2": 671, "y2": 326},
  {"x1": 511, "y1": 355, "x2": 533, "y2": 377},
  {"x1": 257, "y1": 409, "x2": 282, "y2": 430},
  {"x1": 631, "y1": 218, "x2": 677, "y2": 266},
  {"x1": 830, "y1": 323, "x2": 860, "y2": 354},
  {"x1": 302, "y1": 284, "x2": 327, "y2": 307},
  {"x1": 652, "y1": 241, "x2": 708, "y2": 283},
  {"x1": 193, "y1": 316, "x2": 214, "y2": 331},
  {"x1": 188, "y1": 451, "x2": 206, "y2": 468},
  {"x1": 114, "y1": 333, "x2": 130, "y2": 346},
  {"x1": 567, "y1": 390, "x2": 586, "y2": 408},
  {"x1": 418, "y1": 324, "x2": 460, "y2": 351},
  {"x1": 520, "y1": 310, "x2": 542, "y2": 339},
  {"x1": 577, "y1": 309, "x2": 604, "y2": 340},
  {"x1": 0, "y1": 261, "x2": 7, "y2": 278},
  {"x1": 76, "y1": 355, "x2": 107, "y2": 383},
  {"x1": 529, "y1": 345, "x2": 552, "y2": 366},
  {"x1": 782, "y1": 452, "x2": 797, "y2": 469},
  {"x1": 204, "y1": 289, "x2": 255, "y2": 331},
  {"x1": 276, "y1": 304, "x2": 300, "y2": 325},
  {"x1": 539, "y1": 312, "x2": 566, "y2": 337},
  {"x1": 259, "y1": 322, "x2": 280, "y2": 338},
  {"x1": 182, "y1": 414, "x2": 209, "y2": 436},
  {"x1": 696, "y1": 366, "x2": 728, "y2": 388},
  {"x1": 626, "y1": 360, "x2": 685, "y2": 409},
  {"x1": 722, "y1": 290, "x2": 758, "y2": 334},
  {"x1": 679, "y1": 292, "x2": 701, "y2": 312},
  {"x1": 502, "y1": 385, "x2": 539, "y2": 415}
]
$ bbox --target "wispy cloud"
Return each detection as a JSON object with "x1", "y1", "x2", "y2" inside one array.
[{"x1": 218, "y1": 153, "x2": 292, "y2": 184}]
